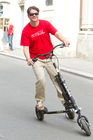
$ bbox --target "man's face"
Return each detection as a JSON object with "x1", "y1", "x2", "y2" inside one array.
[{"x1": 28, "y1": 9, "x2": 39, "y2": 22}]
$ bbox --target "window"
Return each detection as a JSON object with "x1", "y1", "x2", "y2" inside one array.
[
  {"x1": 45, "y1": 0, "x2": 53, "y2": 6},
  {"x1": 0, "y1": 4, "x2": 3, "y2": 17},
  {"x1": 0, "y1": 4, "x2": 3, "y2": 10},
  {"x1": 0, "y1": 18, "x2": 3, "y2": 29},
  {"x1": 0, "y1": 18, "x2": 9, "y2": 30},
  {"x1": 43, "y1": 0, "x2": 54, "y2": 12}
]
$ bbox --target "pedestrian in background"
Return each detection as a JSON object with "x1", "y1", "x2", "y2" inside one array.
[
  {"x1": 0, "y1": 28, "x2": 4, "y2": 51},
  {"x1": 7, "y1": 22, "x2": 14, "y2": 51}
]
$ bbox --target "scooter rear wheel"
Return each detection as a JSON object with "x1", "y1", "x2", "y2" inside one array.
[
  {"x1": 35, "y1": 106, "x2": 44, "y2": 121},
  {"x1": 66, "y1": 109, "x2": 75, "y2": 119}
]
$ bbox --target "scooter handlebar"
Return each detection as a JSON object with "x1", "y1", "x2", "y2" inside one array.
[{"x1": 32, "y1": 43, "x2": 65, "y2": 62}]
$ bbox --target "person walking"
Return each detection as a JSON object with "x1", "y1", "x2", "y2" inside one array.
[
  {"x1": 20, "y1": 6, "x2": 70, "y2": 110},
  {"x1": 7, "y1": 22, "x2": 14, "y2": 50},
  {"x1": 0, "y1": 29, "x2": 4, "y2": 51}
]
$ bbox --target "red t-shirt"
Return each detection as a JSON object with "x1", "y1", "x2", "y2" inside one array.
[
  {"x1": 8, "y1": 25, "x2": 14, "y2": 35},
  {"x1": 20, "y1": 20, "x2": 57, "y2": 59}
]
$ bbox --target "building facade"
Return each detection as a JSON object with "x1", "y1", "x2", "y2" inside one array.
[{"x1": 0, "y1": 0, "x2": 93, "y2": 61}]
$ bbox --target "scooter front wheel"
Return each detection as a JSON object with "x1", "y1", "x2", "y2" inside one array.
[{"x1": 78, "y1": 116, "x2": 91, "y2": 136}]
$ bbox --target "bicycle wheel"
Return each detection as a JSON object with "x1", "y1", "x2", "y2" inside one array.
[{"x1": 78, "y1": 117, "x2": 91, "y2": 136}]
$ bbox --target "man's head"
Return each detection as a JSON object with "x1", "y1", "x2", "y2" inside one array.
[
  {"x1": 27, "y1": 6, "x2": 39, "y2": 22},
  {"x1": 27, "y1": 6, "x2": 39, "y2": 15}
]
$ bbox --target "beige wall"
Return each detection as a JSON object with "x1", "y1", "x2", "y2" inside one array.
[
  {"x1": 1, "y1": 0, "x2": 93, "y2": 61},
  {"x1": 77, "y1": 33, "x2": 93, "y2": 61},
  {"x1": 77, "y1": 0, "x2": 93, "y2": 61}
]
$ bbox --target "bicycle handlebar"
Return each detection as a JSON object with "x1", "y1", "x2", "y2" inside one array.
[{"x1": 32, "y1": 43, "x2": 65, "y2": 62}]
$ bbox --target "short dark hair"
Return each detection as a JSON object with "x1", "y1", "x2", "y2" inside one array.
[{"x1": 27, "y1": 6, "x2": 40, "y2": 15}]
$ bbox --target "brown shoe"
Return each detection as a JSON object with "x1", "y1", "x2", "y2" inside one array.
[{"x1": 37, "y1": 101, "x2": 44, "y2": 110}]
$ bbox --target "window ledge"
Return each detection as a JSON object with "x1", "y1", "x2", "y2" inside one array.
[
  {"x1": 43, "y1": 6, "x2": 54, "y2": 12},
  {"x1": 79, "y1": 31, "x2": 93, "y2": 35}
]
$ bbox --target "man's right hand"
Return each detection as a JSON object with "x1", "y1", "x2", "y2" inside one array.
[{"x1": 27, "y1": 58, "x2": 34, "y2": 66}]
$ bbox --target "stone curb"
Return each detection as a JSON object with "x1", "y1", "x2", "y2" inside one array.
[
  {"x1": 0, "y1": 52, "x2": 25, "y2": 61},
  {"x1": 0, "y1": 52, "x2": 93, "y2": 80},
  {"x1": 60, "y1": 67, "x2": 93, "y2": 80}
]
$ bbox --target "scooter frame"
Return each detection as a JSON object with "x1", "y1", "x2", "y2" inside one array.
[{"x1": 32, "y1": 43, "x2": 91, "y2": 136}]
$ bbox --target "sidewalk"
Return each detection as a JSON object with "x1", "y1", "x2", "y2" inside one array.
[{"x1": 0, "y1": 48, "x2": 93, "y2": 80}]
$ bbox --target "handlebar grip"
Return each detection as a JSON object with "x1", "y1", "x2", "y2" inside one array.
[{"x1": 60, "y1": 43, "x2": 65, "y2": 48}]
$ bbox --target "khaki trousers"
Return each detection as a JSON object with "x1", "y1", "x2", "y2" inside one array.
[{"x1": 32, "y1": 58, "x2": 65, "y2": 105}]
